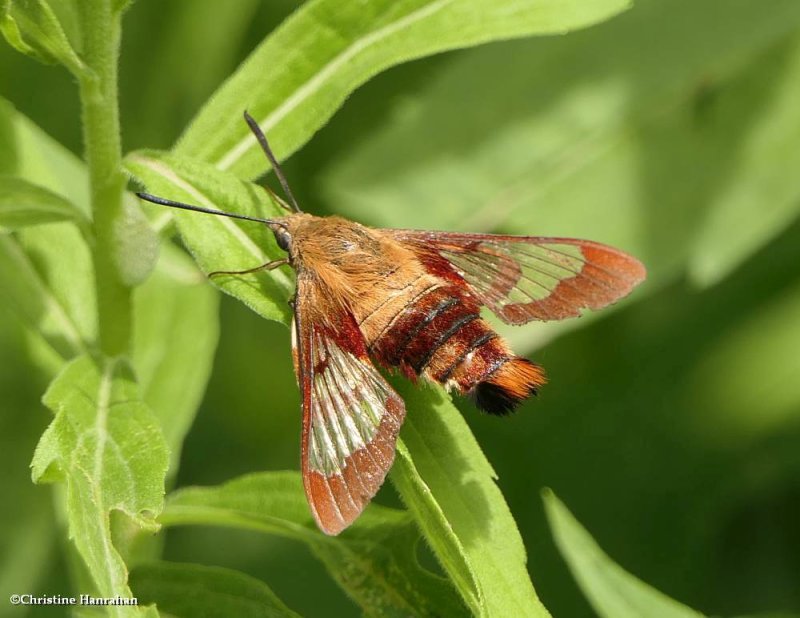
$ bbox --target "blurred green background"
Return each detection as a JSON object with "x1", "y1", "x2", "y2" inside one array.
[{"x1": 3, "y1": 0, "x2": 800, "y2": 616}]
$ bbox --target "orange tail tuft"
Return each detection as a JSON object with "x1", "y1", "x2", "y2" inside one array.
[{"x1": 472, "y1": 357, "x2": 546, "y2": 415}]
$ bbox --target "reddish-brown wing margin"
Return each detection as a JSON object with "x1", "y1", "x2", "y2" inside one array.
[
  {"x1": 389, "y1": 230, "x2": 646, "y2": 324},
  {"x1": 293, "y1": 274, "x2": 406, "y2": 535}
]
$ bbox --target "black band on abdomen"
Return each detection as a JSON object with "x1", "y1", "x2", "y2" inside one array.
[
  {"x1": 412, "y1": 312, "x2": 480, "y2": 373},
  {"x1": 390, "y1": 296, "x2": 458, "y2": 363}
]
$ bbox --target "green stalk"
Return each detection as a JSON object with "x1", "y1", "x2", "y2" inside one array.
[{"x1": 78, "y1": 1, "x2": 130, "y2": 356}]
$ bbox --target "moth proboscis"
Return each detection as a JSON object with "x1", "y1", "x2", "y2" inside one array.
[{"x1": 137, "y1": 112, "x2": 646, "y2": 535}]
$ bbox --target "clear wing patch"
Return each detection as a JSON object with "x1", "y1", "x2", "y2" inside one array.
[
  {"x1": 437, "y1": 238, "x2": 645, "y2": 324},
  {"x1": 441, "y1": 242, "x2": 585, "y2": 305},
  {"x1": 307, "y1": 330, "x2": 397, "y2": 476}
]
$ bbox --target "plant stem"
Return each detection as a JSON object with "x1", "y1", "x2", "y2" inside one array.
[{"x1": 78, "y1": 1, "x2": 130, "y2": 356}]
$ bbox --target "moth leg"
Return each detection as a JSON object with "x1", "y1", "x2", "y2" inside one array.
[{"x1": 208, "y1": 258, "x2": 289, "y2": 278}]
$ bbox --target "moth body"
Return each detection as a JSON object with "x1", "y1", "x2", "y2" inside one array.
[{"x1": 277, "y1": 214, "x2": 545, "y2": 415}]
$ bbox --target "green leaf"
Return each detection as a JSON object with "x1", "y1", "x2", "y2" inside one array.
[
  {"x1": 390, "y1": 380, "x2": 548, "y2": 618},
  {"x1": 113, "y1": 192, "x2": 160, "y2": 287},
  {"x1": 175, "y1": 0, "x2": 631, "y2": 179},
  {"x1": 0, "y1": 103, "x2": 95, "y2": 363},
  {"x1": 113, "y1": 0, "x2": 132, "y2": 14},
  {"x1": 0, "y1": 95, "x2": 90, "y2": 211},
  {"x1": 688, "y1": 36, "x2": 800, "y2": 285},
  {"x1": 0, "y1": 223, "x2": 95, "y2": 360},
  {"x1": 542, "y1": 490, "x2": 705, "y2": 618},
  {"x1": 130, "y1": 561, "x2": 301, "y2": 618},
  {"x1": 161, "y1": 472, "x2": 466, "y2": 617},
  {"x1": 0, "y1": 0, "x2": 87, "y2": 76},
  {"x1": 0, "y1": 318, "x2": 58, "y2": 606},
  {"x1": 321, "y1": 0, "x2": 800, "y2": 293},
  {"x1": 132, "y1": 242, "x2": 220, "y2": 474},
  {"x1": 124, "y1": 150, "x2": 294, "y2": 324},
  {"x1": 31, "y1": 354, "x2": 169, "y2": 615},
  {"x1": 0, "y1": 98, "x2": 16, "y2": 174},
  {"x1": 0, "y1": 175, "x2": 85, "y2": 228}
]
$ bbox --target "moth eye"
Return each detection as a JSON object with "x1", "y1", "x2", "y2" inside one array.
[{"x1": 273, "y1": 228, "x2": 292, "y2": 253}]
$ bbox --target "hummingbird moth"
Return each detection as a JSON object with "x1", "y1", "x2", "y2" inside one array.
[{"x1": 137, "y1": 112, "x2": 646, "y2": 535}]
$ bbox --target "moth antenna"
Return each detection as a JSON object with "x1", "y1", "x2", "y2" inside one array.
[
  {"x1": 135, "y1": 192, "x2": 282, "y2": 226},
  {"x1": 243, "y1": 110, "x2": 302, "y2": 214},
  {"x1": 261, "y1": 182, "x2": 295, "y2": 214}
]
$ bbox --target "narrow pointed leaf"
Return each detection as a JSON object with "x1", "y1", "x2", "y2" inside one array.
[
  {"x1": 125, "y1": 150, "x2": 293, "y2": 324},
  {"x1": 130, "y1": 562, "x2": 301, "y2": 618},
  {"x1": 0, "y1": 96, "x2": 89, "y2": 210},
  {"x1": 689, "y1": 36, "x2": 800, "y2": 285},
  {"x1": 0, "y1": 224, "x2": 95, "y2": 360},
  {"x1": 0, "y1": 99, "x2": 94, "y2": 362},
  {"x1": 0, "y1": 175, "x2": 85, "y2": 228},
  {"x1": 543, "y1": 490, "x2": 705, "y2": 618},
  {"x1": 176, "y1": 0, "x2": 632, "y2": 179},
  {"x1": 391, "y1": 381, "x2": 549, "y2": 617},
  {"x1": 0, "y1": 98, "x2": 17, "y2": 173}
]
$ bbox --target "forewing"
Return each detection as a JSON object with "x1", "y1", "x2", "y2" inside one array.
[
  {"x1": 391, "y1": 230, "x2": 646, "y2": 325},
  {"x1": 293, "y1": 275, "x2": 405, "y2": 535}
]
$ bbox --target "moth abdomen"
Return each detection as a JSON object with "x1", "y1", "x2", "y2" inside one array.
[{"x1": 369, "y1": 283, "x2": 545, "y2": 413}]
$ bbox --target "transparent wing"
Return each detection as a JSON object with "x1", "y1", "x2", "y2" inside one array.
[
  {"x1": 293, "y1": 276, "x2": 405, "y2": 535},
  {"x1": 391, "y1": 230, "x2": 646, "y2": 325}
]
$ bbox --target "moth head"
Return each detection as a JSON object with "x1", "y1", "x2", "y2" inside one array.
[{"x1": 269, "y1": 222, "x2": 293, "y2": 254}]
